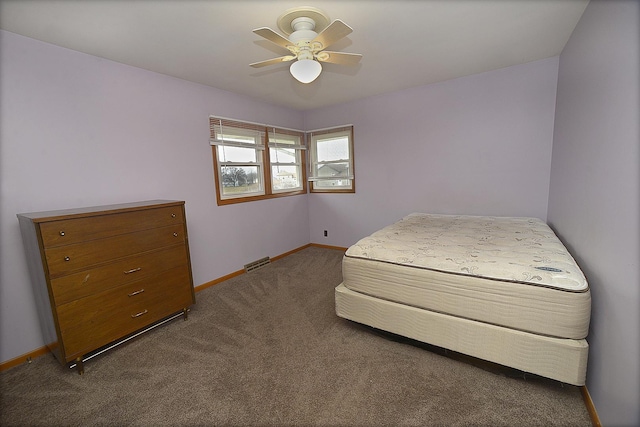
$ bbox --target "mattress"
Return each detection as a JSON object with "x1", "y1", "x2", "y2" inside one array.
[{"x1": 343, "y1": 214, "x2": 591, "y2": 340}]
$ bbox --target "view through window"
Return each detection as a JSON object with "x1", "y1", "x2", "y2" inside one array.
[
  {"x1": 308, "y1": 126, "x2": 355, "y2": 192},
  {"x1": 210, "y1": 117, "x2": 307, "y2": 205}
]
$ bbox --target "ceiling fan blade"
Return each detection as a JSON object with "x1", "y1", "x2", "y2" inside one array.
[
  {"x1": 253, "y1": 27, "x2": 294, "y2": 50},
  {"x1": 250, "y1": 55, "x2": 296, "y2": 68},
  {"x1": 315, "y1": 51, "x2": 362, "y2": 66},
  {"x1": 312, "y1": 19, "x2": 353, "y2": 50}
]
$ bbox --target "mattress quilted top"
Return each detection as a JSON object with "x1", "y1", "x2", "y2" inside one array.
[{"x1": 345, "y1": 213, "x2": 588, "y2": 292}]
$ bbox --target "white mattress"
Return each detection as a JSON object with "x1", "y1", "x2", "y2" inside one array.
[{"x1": 343, "y1": 214, "x2": 591, "y2": 340}]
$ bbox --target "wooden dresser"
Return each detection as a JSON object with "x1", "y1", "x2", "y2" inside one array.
[{"x1": 17, "y1": 200, "x2": 195, "y2": 373}]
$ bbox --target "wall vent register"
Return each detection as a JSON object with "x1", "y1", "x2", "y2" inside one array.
[{"x1": 244, "y1": 256, "x2": 271, "y2": 273}]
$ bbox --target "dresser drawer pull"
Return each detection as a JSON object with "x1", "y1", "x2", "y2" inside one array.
[
  {"x1": 59, "y1": 231, "x2": 65, "y2": 236},
  {"x1": 64, "y1": 256, "x2": 70, "y2": 262},
  {"x1": 171, "y1": 213, "x2": 176, "y2": 218},
  {"x1": 128, "y1": 289, "x2": 145, "y2": 297},
  {"x1": 124, "y1": 267, "x2": 142, "y2": 274},
  {"x1": 131, "y1": 309, "x2": 148, "y2": 318},
  {"x1": 173, "y1": 232, "x2": 178, "y2": 237}
]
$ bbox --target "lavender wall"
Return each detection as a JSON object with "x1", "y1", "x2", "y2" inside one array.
[
  {"x1": 548, "y1": 1, "x2": 640, "y2": 425},
  {"x1": 0, "y1": 30, "x2": 308, "y2": 363},
  {"x1": 304, "y1": 58, "x2": 560, "y2": 247}
]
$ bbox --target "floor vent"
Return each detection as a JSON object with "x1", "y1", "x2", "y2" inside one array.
[{"x1": 244, "y1": 256, "x2": 271, "y2": 273}]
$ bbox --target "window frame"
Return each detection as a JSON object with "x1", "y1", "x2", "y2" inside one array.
[
  {"x1": 307, "y1": 125, "x2": 355, "y2": 193},
  {"x1": 210, "y1": 117, "x2": 307, "y2": 205}
]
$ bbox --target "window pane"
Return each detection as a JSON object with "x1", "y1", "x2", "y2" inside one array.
[
  {"x1": 269, "y1": 135, "x2": 298, "y2": 145},
  {"x1": 317, "y1": 137, "x2": 349, "y2": 162},
  {"x1": 271, "y1": 165, "x2": 301, "y2": 191},
  {"x1": 270, "y1": 147, "x2": 297, "y2": 164},
  {"x1": 218, "y1": 133, "x2": 257, "y2": 145},
  {"x1": 315, "y1": 179, "x2": 352, "y2": 189},
  {"x1": 217, "y1": 146, "x2": 257, "y2": 163},
  {"x1": 314, "y1": 162, "x2": 350, "y2": 178},
  {"x1": 220, "y1": 166, "x2": 262, "y2": 196}
]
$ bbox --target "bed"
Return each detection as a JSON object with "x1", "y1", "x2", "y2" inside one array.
[{"x1": 335, "y1": 213, "x2": 591, "y2": 385}]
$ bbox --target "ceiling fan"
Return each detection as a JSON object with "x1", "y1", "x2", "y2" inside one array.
[{"x1": 250, "y1": 6, "x2": 362, "y2": 84}]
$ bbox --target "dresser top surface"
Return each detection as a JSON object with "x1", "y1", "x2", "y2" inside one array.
[{"x1": 17, "y1": 200, "x2": 184, "y2": 223}]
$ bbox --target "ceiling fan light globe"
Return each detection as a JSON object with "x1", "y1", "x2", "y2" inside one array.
[{"x1": 290, "y1": 59, "x2": 322, "y2": 83}]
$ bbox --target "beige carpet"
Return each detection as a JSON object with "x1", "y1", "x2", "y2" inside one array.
[{"x1": 0, "y1": 246, "x2": 591, "y2": 426}]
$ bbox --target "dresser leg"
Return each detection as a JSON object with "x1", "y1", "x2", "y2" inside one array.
[
  {"x1": 183, "y1": 308, "x2": 189, "y2": 321},
  {"x1": 75, "y1": 357, "x2": 84, "y2": 375}
]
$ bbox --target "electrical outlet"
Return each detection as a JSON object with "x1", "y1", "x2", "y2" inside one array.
[{"x1": 323, "y1": 230, "x2": 328, "y2": 237}]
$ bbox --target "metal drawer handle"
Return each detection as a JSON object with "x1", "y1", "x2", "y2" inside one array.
[
  {"x1": 171, "y1": 213, "x2": 176, "y2": 218},
  {"x1": 131, "y1": 309, "x2": 148, "y2": 318},
  {"x1": 173, "y1": 232, "x2": 178, "y2": 237},
  {"x1": 124, "y1": 267, "x2": 142, "y2": 274},
  {"x1": 59, "y1": 231, "x2": 65, "y2": 236},
  {"x1": 128, "y1": 289, "x2": 145, "y2": 297},
  {"x1": 64, "y1": 256, "x2": 70, "y2": 262}
]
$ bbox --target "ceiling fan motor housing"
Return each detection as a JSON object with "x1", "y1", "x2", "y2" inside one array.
[{"x1": 288, "y1": 17, "x2": 319, "y2": 60}]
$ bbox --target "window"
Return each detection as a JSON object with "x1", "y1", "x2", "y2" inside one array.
[
  {"x1": 308, "y1": 126, "x2": 355, "y2": 193},
  {"x1": 210, "y1": 117, "x2": 306, "y2": 205},
  {"x1": 268, "y1": 128, "x2": 305, "y2": 194}
]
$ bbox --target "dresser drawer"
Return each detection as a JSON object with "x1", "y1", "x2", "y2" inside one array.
[
  {"x1": 39, "y1": 206, "x2": 185, "y2": 248},
  {"x1": 50, "y1": 244, "x2": 190, "y2": 306},
  {"x1": 57, "y1": 265, "x2": 193, "y2": 360},
  {"x1": 45, "y1": 224, "x2": 186, "y2": 278}
]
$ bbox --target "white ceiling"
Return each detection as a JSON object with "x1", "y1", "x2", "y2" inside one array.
[{"x1": 0, "y1": 0, "x2": 588, "y2": 111}]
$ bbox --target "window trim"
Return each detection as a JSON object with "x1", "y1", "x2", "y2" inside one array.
[
  {"x1": 210, "y1": 116, "x2": 307, "y2": 205},
  {"x1": 307, "y1": 125, "x2": 355, "y2": 193}
]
